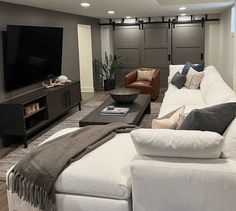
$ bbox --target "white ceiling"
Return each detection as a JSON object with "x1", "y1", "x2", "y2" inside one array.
[{"x1": 0, "y1": 0, "x2": 234, "y2": 18}]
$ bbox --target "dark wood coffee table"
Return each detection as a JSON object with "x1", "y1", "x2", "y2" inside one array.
[{"x1": 79, "y1": 94, "x2": 151, "y2": 127}]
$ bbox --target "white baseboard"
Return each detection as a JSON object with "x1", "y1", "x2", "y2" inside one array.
[{"x1": 81, "y1": 87, "x2": 94, "y2": 92}]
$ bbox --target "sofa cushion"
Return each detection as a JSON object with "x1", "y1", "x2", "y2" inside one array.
[
  {"x1": 182, "y1": 61, "x2": 204, "y2": 75},
  {"x1": 178, "y1": 103, "x2": 236, "y2": 135},
  {"x1": 131, "y1": 129, "x2": 224, "y2": 159},
  {"x1": 171, "y1": 72, "x2": 186, "y2": 89},
  {"x1": 43, "y1": 129, "x2": 137, "y2": 200},
  {"x1": 200, "y1": 66, "x2": 224, "y2": 96},
  {"x1": 162, "y1": 84, "x2": 205, "y2": 107},
  {"x1": 203, "y1": 81, "x2": 235, "y2": 106},
  {"x1": 185, "y1": 67, "x2": 204, "y2": 89},
  {"x1": 127, "y1": 81, "x2": 154, "y2": 93}
]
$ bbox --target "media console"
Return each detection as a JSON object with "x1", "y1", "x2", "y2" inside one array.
[{"x1": 0, "y1": 81, "x2": 81, "y2": 148}]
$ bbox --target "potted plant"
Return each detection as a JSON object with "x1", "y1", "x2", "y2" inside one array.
[{"x1": 96, "y1": 52, "x2": 122, "y2": 91}]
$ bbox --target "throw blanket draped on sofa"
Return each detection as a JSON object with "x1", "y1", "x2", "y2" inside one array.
[{"x1": 9, "y1": 123, "x2": 137, "y2": 211}]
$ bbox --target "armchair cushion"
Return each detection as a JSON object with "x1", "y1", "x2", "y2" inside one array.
[
  {"x1": 137, "y1": 69, "x2": 155, "y2": 81},
  {"x1": 131, "y1": 129, "x2": 224, "y2": 159}
]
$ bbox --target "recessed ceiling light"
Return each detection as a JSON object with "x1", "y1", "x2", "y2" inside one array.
[
  {"x1": 126, "y1": 16, "x2": 131, "y2": 19},
  {"x1": 180, "y1": 13, "x2": 186, "y2": 16},
  {"x1": 80, "y1": 2, "x2": 90, "y2": 7},
  {"x1": 108, "y1": 11, "x2": 115, "y2": 14},
  {"x1": 179, "y1": 7, "x2": 186, "y2": 11}
]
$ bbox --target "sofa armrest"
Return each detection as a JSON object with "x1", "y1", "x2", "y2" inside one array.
[
  {"x1": 125, "y1": 70, "x2": 137, "y2": 87},
  {"x1": 131, "y1": 155, "x2": 236, "y2": 211}
]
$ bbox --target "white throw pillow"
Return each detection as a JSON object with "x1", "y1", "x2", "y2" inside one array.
[
  {"x1": 185, "y1": 67, "x2": 204, "y2": 89},
  {"x1": 131, "y1": 129, "x2": 224, "y2": 159},
  {"x1": 137, "y1": 69, "x2": 155, "y2": 81},
  {"x1": 152, "y1": 106, "x2": 185, "y2": 129}
]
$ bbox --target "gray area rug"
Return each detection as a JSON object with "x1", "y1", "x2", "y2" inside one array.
[{"x1": 0, "y1": 100, "x2": 161, "y2": 181}]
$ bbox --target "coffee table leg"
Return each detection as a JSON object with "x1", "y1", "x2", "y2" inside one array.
[{"x1": 146, "y1": 103, "x2": 151, "y2": 114}]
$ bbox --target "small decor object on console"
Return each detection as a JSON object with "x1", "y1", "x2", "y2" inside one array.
[
  {"x1": 101, "y1": 106, "x2": 130, "y2": 116},
  {"x1": 24, "y1": 102, "x2": 40, "y2": 116},
  {"x1": 42, "y1": 75, "x2": 72, "y2": 88},
  {"x1": 110, "y1": 88, "x2": 140, "y2": 104}
]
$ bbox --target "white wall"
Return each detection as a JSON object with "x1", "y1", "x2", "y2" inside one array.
[
  {"x1": 78, "y1": 24, "x2": 94, "y2": 92},
  {"x1": 219, "y1": 7, "x2": 234, "y2": 88},
  {"x1": 100, "y1": 26, "x2": 113, "y2": 63},
  {"x1": 205, "y1": 22, "x2": 220, "y2": 70}
]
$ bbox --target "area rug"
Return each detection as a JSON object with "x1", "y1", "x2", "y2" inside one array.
[{"x1": 0, "y1": 100, "x2": 161, "y2": 181}]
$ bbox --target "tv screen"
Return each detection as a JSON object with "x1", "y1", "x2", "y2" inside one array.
[{"x1": 3, "y1": 25, "x2": 63, "y2": 91}]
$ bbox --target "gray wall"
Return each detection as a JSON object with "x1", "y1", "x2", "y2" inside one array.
[{"x1": 0, "y1": 1, "x2": 101, "y2": 101}]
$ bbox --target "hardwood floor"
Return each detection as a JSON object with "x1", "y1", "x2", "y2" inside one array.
[{"x1": 0, "y1": 91, "x2": 108, "y2": 211}]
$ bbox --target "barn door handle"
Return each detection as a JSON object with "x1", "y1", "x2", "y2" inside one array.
[{"x1": 201, "y1": 53, "x2": 204, "y2": 60}]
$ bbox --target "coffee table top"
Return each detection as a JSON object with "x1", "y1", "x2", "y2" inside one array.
[{"x1": 79, "y1": 94, "x2": 151, "y2": 127}]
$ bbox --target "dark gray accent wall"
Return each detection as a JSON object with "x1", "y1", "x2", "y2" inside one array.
[{"x1": 0, "y1": 1, "x2": 101, "y2": 101}]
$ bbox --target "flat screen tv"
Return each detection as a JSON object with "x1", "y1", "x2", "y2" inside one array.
[{"x1": 3, "y1": 25, "x2": 63, "y2": 91}]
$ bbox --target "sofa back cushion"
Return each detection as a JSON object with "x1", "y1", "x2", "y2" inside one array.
[{"x1": 200, "y1": 66, "x2": 235, "y2": 105}]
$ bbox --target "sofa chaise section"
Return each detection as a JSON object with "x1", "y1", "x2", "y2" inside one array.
[{"x1": 7, "y1": 128, "x2": 136, "y2": 211}]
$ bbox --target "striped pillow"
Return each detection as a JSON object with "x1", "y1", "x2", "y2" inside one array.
[{"x1": 185, "y1": 67, "x2": 204, "y2": 89}]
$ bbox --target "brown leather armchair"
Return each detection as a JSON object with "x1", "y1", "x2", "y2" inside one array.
[{"x1": 124, "y1": 68, "x2": 160, "y2": 100}]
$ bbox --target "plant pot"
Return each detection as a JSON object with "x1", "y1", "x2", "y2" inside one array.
[{"x1": 104, "y1": 79, "x2": 115, "y2": 91}]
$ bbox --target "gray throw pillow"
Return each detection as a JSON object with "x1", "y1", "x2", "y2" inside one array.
[
  {"x1": 171, "y1": 72, "x2": 186, "y2": 89},
  {"x1": 178, "y1": 103, "x2": 236, "y2": 135}
]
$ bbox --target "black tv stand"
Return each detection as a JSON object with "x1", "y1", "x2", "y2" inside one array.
[{"x1": 0, "y1": 81, "x2": 81, "y2": 148}]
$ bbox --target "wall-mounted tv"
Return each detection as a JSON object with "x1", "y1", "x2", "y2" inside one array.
[{"x1": 3, "y1": 25, "x2": 63, "y2": 91}]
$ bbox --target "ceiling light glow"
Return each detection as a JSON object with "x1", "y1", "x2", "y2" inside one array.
[
  {"x1": 108, "y1": 11, "x2": 115, "y2": 14},
  {"x1": 180, "y1": 13, "x2": 186, "y2": 16},
  {"x1": 80, "y1": 2, "x2": 90, "y2": 7},
  {"x1": 179, "y1": 7, "x2": 186, "y2": 11},
  {"x1": 126, "y1": 16, "x2": 131, "y2": 19}
]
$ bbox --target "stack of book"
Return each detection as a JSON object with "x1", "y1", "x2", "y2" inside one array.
[{"x1": 101, "y1": 106, "x2": 130, "y2": 116}]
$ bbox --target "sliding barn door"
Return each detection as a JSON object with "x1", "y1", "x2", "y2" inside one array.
[
  {"x1": 113, "y1": 26, "x2": 141, "y2": 86},
  {"x1": 141, "y1": 23, "x2": 171, "y2": 87},
  {"x1": 172, "y1": 23, "x2": 204, "y2": 64}
]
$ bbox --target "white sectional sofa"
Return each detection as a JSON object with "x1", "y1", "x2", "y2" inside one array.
[{"x1": 7, "y1": 65, "x2": 236, "y2": 211}]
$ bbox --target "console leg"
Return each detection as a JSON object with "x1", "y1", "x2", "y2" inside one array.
[
  {"x1": 78, "y1": 102, "x2": 81, "y2": 111},
  {"x1": 23, "y1": 136, "x2": 28, "y2": 148},
  {"x1": 146, "y1": 103, "x2": 151, "y2": 114}
]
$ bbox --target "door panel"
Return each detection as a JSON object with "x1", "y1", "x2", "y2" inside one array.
[
  {"x1": 141, "y1": 23, "x2": 171, "y2": 87},
  {"x1": 172, "y1": 23, "x2": 204, "y2": 64},
  {"x1": 114, "y1": 26, "x2": 141, "y2": 68},
  {"x1": 114, "y1": 26, "x2": 141, "y2": 86}
]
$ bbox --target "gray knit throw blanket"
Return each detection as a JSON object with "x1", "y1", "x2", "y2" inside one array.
[{"x1": 9, "y1": 123, "x2": 137, "y2": 211}]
